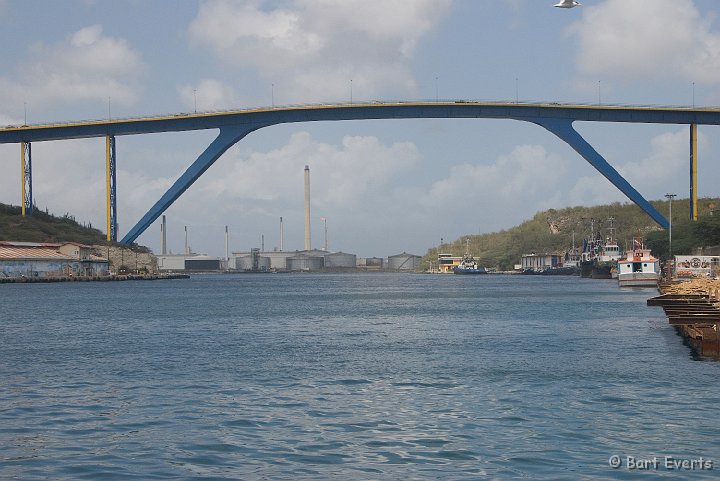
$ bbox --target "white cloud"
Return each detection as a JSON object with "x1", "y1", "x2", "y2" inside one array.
[
  {"x1": 0, "y1": 24, "x2": 145, "y2": 109},
  {"x1": 0, "y1": 139, "x2": 104, "y2": 224},
  {"x1": 617, "y1": 129, "x2": 687, "y2": 189},
  {"x1": 567, "y1": 127, "x2": 690, "y2": 205},
  {"x1": 188, "y1": 0, "x2": 452, "y2": 101},
  {"x1": 189, "y1": 1, "x2": 324, "y2": 68},
  {"x1": 197, "y1": 131, "x2": 419, "y2": 209},
  {"x1": 425, "y1": 144, "x2": 568, "y2": 207},
  {"x1": 568, "y1": 0, "x2": 720, "y2": 84}
]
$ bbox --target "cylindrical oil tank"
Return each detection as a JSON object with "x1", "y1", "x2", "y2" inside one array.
[
  {"x1": 287, "y1": 254, "x2": 324, "y2": 271},
  {"x1": 387, "y1": 252, "x2": 421, "y2": 271},
  {"x1": 323, "y1": 252, "x2": 356, "y2": 268},
  {"x1": 236, "y1": 254, "x2": 271, "y2": 271}
]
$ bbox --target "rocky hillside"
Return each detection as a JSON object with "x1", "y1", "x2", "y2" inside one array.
[{"x1": 0, "y1": 202, "x2": 107, "y2": 244}]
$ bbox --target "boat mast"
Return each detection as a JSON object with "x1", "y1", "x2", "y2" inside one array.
[{"x1": 606, "y1": 216, "x2": 615, "y2": 244}]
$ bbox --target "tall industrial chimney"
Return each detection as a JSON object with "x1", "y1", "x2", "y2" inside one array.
[
  {"x1": 161, "y1": 215, "x2": 167, "y2": 255},
  {"x1": 225, "y1": 225, "x2": 229, "y2": 262},
  {"x1": 304, "y1": 165, "x2": 311, "y2": 251},
  {"x1": 280, "y1": 216, "x2": 284, "y2": 252}
]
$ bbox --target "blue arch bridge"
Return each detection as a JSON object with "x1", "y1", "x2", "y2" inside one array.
[{"x1": 0, "y1": 101, "x2": 712, "y2": 244}]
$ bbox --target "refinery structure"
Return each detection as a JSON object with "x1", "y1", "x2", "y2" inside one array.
[{"x1": 155, "y1": 165, "x2": 421, "y2": 273}]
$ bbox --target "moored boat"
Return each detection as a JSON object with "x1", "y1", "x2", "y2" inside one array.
[
  {"x1": 617, "y1": 240, "x2": 659, "y2": 287},
  {"x1": 580, "y1": 217, "x2": 621, "y2": 279},
  {"x1": 453, "y1": 254, "x2": 488, "y2": 274},
  {"x1": 453, "y1": 239, "x2": 487, "y2": 275}
]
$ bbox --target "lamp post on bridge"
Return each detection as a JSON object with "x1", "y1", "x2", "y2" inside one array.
[{"x1": 665, "y1": 193, "x2": 676, "y2": 274}]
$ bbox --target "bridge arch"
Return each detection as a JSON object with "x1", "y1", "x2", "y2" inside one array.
[{"x1": 0, "y1": 101, "x2": 710, "y2": 244}]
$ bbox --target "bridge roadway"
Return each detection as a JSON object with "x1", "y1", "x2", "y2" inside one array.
[{"x1": 0, "y1": 101, "x2": 714, "y2": 244}]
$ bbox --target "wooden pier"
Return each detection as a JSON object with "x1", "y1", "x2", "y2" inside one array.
[{"x1": 648, "y1": 280, "x2": 720, "y2": 359}]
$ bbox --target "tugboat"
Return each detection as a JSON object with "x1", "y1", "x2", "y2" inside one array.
[
  {"x1": 617, "y1": 239, "x2": 659, "y2": 287},
  {"x1": 453, "y1": 239, "x2": 488, "y2": 275}
]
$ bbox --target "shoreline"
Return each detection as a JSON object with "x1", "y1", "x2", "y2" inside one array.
[{"x1": 0, "y1": 273, "x2": 190, "y2": 284}]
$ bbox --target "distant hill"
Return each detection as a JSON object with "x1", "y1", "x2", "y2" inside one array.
[
  {"x1": 421, "y1": 197, "x2": 720, "y2": 271},
  {"x1": 0, "y1": 203, "x2": 108, "y2": 245}
]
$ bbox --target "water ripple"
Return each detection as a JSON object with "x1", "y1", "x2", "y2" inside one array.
[{"x1": 2, "y1": 274, "x2": 719, "y2": 480}]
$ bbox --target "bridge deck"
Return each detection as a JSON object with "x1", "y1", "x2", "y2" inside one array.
[{"x1": 2, "y1": 101, "x2": 720, "y2": 143}]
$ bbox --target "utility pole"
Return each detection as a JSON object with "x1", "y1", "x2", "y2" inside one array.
[
  {"x1": 665, "y1": 193, "x2": 677, "y2": 273},
  {"x1": 322, "y1": 217, "x2": 328, "y2": 251}
]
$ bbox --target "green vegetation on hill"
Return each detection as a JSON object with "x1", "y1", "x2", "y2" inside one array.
[
  {"x1": 0, "y1": 203, "x2": 107, "y2": 245},
  {"x1": 421, "y1": 197, "x2": 720, "y2": 271}
]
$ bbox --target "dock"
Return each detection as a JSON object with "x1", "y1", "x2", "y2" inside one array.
[{"x1": 648, "y1": 279, "x2": 720, "y2": 359}]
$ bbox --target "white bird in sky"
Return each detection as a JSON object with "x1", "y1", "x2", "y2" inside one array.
[{"x1": 554, "y1": 0, "x2": 582, "y2": 7}]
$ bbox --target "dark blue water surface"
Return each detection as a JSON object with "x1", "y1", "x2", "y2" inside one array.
[{"x1": 1, "y1": 273, "x2": 719, "y2": 480}]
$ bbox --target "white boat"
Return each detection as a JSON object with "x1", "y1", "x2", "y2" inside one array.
[{"x1": 617, "y1": 240, "x2": 659, "y2": 287}]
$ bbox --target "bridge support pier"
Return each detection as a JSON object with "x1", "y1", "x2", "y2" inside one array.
[
  {"x1": 120, "y1": 125, "x2": 261, "y2": 245},
  {"x1": 106, "y1": 135, "x2": 117, "y2": 241},
  {"x1": 532, "y1": 117, "x2": 669, "y2": 229},
  {"x1": 20, "y1": 142, "x2": 32, "y2": 217},
  {"x1": 690, "y1": 123, "x2": 698, "y2": 221}
]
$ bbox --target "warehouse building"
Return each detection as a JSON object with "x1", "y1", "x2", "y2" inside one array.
[
  {"x1": 157, "y1": 254, "x2": 223, "y2": 271},
  {"x1": 0, "y1": 241, "x2": 109, "y2": 278}
]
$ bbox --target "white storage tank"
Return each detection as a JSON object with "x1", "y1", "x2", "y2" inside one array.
[
  {"x1": 323, "y1": 252, "x2": 356, "y2": 268},
  {"x1": 287, "y1": 254, "x2": 324, "y2": 271},
  {"x1": 236, "y1": 255, "x2": 271, "y2": 271},
  {"x1": 387, "y1": 252, "x2": 421, "y2": 271}
]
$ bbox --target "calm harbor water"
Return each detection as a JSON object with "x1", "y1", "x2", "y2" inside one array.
[{"x1": 1, "y1": 273, "x2": 719, "y2": 480}]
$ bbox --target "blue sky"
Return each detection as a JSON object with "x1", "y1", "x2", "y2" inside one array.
[{"x1": 1, "y1": 0, "x2": 719, "y2": 258}]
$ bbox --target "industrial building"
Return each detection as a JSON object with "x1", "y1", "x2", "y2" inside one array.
[
  {"x1": 521, "y1": 253, "x2": 564, "y2": 271},
  {"x1": 358, "y1": 257, "x2": 384, "y2": 270},
  {"x1": 0, "y1": 241, "x2": 109, "y2": 278},
  {"x1": 236, "y1": 249, "x2": 271, "y2": 271},
  {"x1": 437, "y1": 253, "x2": 463, "y2": 273},
  {"x1": 155, "y1": 167, "x2": 418, "y2": 274},
  {"x1": 157, "y1": 254, "x2": 223, "y2": 272}
]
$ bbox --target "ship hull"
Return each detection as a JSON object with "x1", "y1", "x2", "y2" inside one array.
[
  {"x1": 453, "y1": 267, "x2": 488, "y2": 275},
  {"x1": 580, "y1": 261, "x2": 594, "y2": 278},
  {"x1": 591, "y1": 261, "x2": 614, "y2": 279},
  {"x1": 617, "y1": 274, "x2": 659, "y2": 287}
]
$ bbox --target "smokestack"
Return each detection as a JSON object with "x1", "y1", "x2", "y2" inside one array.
[
  {"x1": 280, "y1": 216, "x2": 284, "y2": 252},
  {"x1": 304, "y1": 165, "x2": 311, "y2": 251},
  {"x1": 161, "y1": 215, "x2": 167, "y2": 255},
  {"x1": 225, "y1": 225, "x2": 229, "y2": 261},
  {"x1": 184, "y1": 225, "x2": 188, "y2": 255}
]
